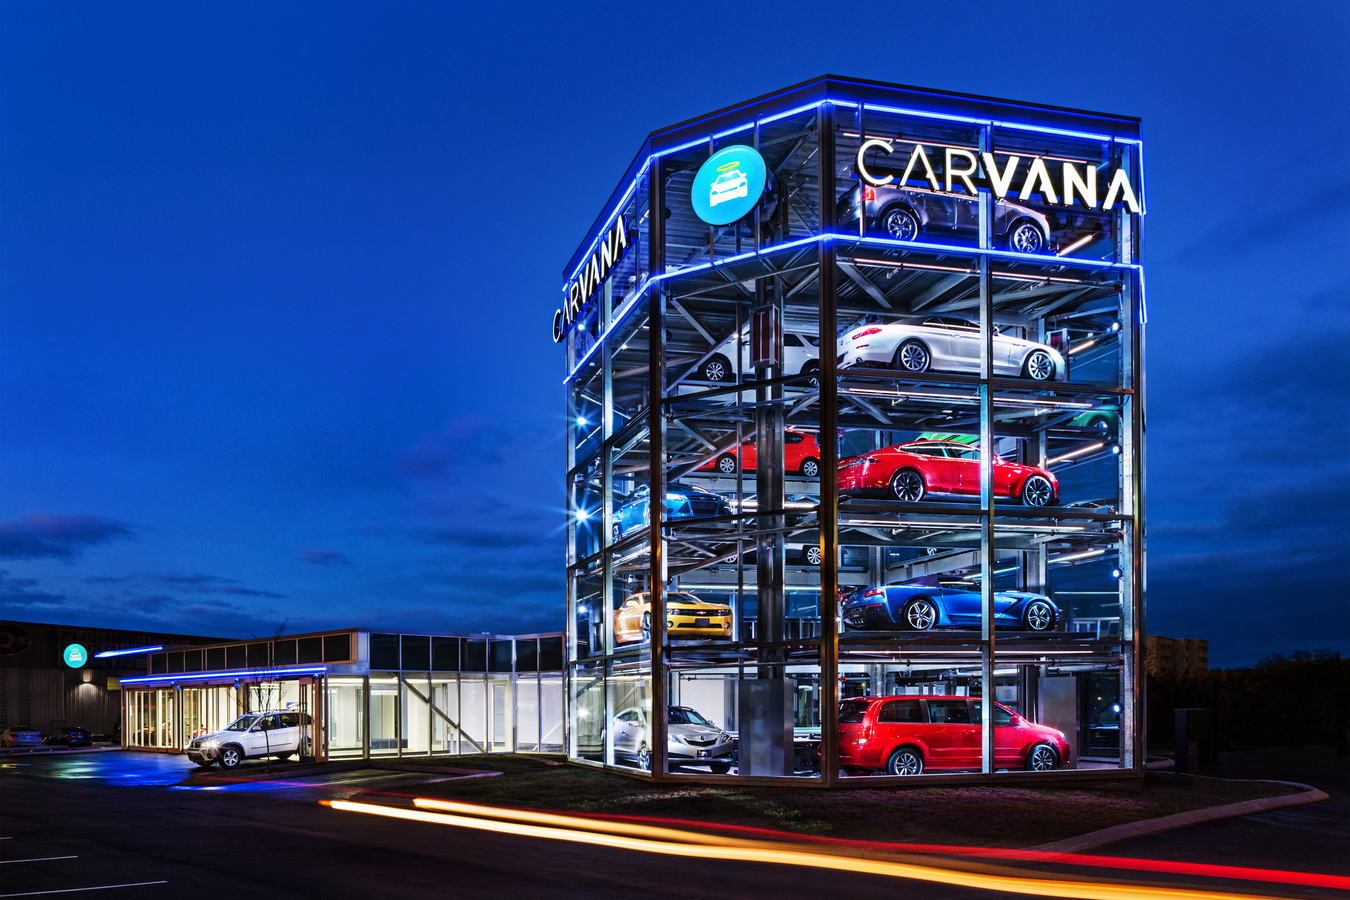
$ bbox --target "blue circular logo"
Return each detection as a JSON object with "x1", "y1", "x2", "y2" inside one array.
[
  {"x1": 63, "y1": 643, "x2": 88, "y2": 668},
  {"x1": 691, "y1": 145, "x2": 767, "y2": 226}
]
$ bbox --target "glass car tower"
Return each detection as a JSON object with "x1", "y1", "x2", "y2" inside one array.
[{"x1": 561, "y1": 76, "x2": 1144, "y2": 784}]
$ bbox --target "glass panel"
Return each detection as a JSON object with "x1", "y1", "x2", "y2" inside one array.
[
  {"x1": 402, "y1": 636, "x2": 431, "y2": 672},
  {"x1": 516, "y1": 676, "x2": 540, "y2": 752},
  {"x1": 431, "y1": 674, "x2": 460, "y2": 755},
  {"x1": 369, "y1": 674, "x2": 399, "y2": 756},
  {"x1": 488, "y1": 677, "x2": 512, "y2": 751},
  {"x1": 607, "y1": 664, "x2": 650, "y2": 771},
  {"x1": 402, "y1": 674, "x2": 430, "y2": 755},
  {"x1": 540, "y1": 673, "x2": 564, "y2": 753},
  {"x1": 571, "y1": 661, "x2": 605, "y2": 763},
  {"x1": 326, "y1": 678, "x2": 365, "y2": 758},
  {"x1": 369, "y1": 634, "x2": 399, "y2": 670},
  {"x1": 460, "y1": 676, "x2": 486, "y2": 754}
]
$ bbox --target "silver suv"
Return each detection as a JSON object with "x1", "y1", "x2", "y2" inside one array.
[{"x1": 187, "y1": 711, "x2": 311, "y2": 769}]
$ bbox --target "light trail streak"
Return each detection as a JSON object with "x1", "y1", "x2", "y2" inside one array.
[{"x1": 326, "y1": 799, "x2": 1284, "y2": 900}]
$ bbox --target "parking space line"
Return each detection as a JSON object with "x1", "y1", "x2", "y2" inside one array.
[
  {"x1": 0, "y1": 882, "x2": 168, "y2": 897},
  {"x1": 0, "y1": 857, "x2": 78, "y2": 864}
]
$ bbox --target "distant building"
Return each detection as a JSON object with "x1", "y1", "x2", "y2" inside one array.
[{"x1": 1145, "y1": 636, "x2": 1209, "y2": 674}]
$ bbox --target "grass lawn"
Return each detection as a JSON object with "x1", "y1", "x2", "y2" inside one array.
[{"x1": 388, "y1": 755, "x2": 1297, "y2": 849}]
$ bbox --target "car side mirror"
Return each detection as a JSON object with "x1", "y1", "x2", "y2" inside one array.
[
  {"x1": 1009, "y1": 714, "x2": 1023, "y2": 725},
  {"x1": 250, "y1": 725, "x2": 261, "y2": 732}
]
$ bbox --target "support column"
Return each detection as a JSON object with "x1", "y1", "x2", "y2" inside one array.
[
  {"x1": 647, "y1": 159, "x2": 668, "y2": 778},
  {"x1": 816, "y1": 101, "x2": 840, "y2": 786},
  {"x1": 979, "y1": 254, "x2": 995, "y2": 776}
]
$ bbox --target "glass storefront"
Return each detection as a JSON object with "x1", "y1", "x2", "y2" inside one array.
[
  {"x1": 124, "y1": 630, "x2": 565, "y2": 761},
  {"x1": 561, "y1": 77, "x2": 1144, "y2": 783}
]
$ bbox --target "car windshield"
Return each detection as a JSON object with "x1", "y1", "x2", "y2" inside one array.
[
  {"x1": 668, "y1": 708, "x2": 713, "y2": 727},
  {"x1": 223, "y1": 715, "x2": 258, "y2": 732}
]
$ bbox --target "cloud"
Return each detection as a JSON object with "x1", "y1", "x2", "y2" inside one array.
[
  {"x1": 395, "y1": 414, "x2": 551, "y2": 482},
  {"x1": 299, "y1": 550, "x2": 352, "y2": 566},
  {"x1": 0, "y1": 513, "x2": 134, "y2": 561},
  {"x1": 82, "y1": 571, "x2": 285, "y2": 599}
]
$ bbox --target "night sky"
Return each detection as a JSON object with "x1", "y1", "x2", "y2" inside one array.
[{"x1": 2, "y1": 2, "x2": 1346, "y2": 667}]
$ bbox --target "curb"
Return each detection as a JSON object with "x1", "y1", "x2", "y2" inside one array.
[{"x1": 1027, "y1": 783, "x2": 1331, "y2": 853}]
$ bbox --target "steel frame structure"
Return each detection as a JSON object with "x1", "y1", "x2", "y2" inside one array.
[{"x1": 563, "y1": 76, "x2": 1144, "y2": 787}]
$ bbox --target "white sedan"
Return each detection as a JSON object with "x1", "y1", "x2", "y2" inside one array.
[{"x1": 837, "y1": 316, "x2": 1066, "y2": 381}]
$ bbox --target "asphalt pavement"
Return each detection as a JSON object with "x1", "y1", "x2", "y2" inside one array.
[{"x1": 1, "y1": 749, "x2": 1346, "y2": 899}]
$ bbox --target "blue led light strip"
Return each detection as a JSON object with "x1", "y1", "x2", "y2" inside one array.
[
  {"x1": 564, "y1": 232, "x2": 1142, "y2": 384},
  {"x1": 120, "y1": 665, "x2": 329, "y2": 685},
  {"x1": 94, "y1": 644, "x2": 164, "y2": 658},
  {"x1": 560, "y1": 93, "x2": 1142, "y2": 349}
]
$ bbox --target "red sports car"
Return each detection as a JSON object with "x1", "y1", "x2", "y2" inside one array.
[
  {"x1": 698, "y1": 428, "x2": 821, "y2": 478},
  {"x1": 838, "y1": 439, "x2": 1057, "y2": 506}
]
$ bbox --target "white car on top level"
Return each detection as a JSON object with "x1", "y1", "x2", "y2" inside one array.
[{"x1": 696, "y1": 328, "x2": 822, "y2": 386}]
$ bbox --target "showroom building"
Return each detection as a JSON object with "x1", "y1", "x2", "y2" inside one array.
[
  {"x1": 119, "y1": 629, "x2": 564, "y2": 760},
  {"x1": 558, "y1": 75, "x2": 1145, "y2": 784}
]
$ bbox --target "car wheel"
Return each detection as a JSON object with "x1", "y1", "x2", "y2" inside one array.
[
  {"x1": 1026, "y1": 743, "x2": 1058, "y2": 771},
  {"x1": 902, "y1": 597, "x2": 938, "y2": 631},
  {"x1": 887, "y1": 746, "x2": 924, "y2": 775},
  {"x1": 1023, "y1": 599, "x2": 1056, "y2": 632},
  {"x1": 637, "y1": 743, "x2": 651, "y2": 772},
  {"x1": 709, "y1": 762, "x2": 731, "y2": 775},
  {"x1": 277, "y1": 752, "x2": 294, "y2": 761},
  {"x1": 716, "y1": 454, "x2": 738, "y2": 475},
  {"x1": 218, "y1": 745, "x2": 243, "y2": 769},
  {"x1": 640, "y1": 612, "x2": 651, "y2": 643},
  {"x1": 889, "y1": 468, "x2": 926, "y2": 502},
  {"x1": 799, "y1": 458, "x2": 819, "y2": 478},
  {"x1": 612, "y1": 523, "x2": 622, "y2": 544},
  {"x1": 701, "y1": 354, "x2": 733, "y2": 383},
  {"x1": 802, "y1": 364, "x2": 819, "y2": 389},
  {"x1": 1021, "y1": 475, "x2": 1054, "y2": 507},
  {"x1": 880, "y1": 207, "x2": 920, "y2": 241},
  {"x1": 805, "y1": 545, "x2": 822, "y2": 566},
  {"x1": 1008, "y1": 219, "x2": 1045, "y2": 254},
  {"x1": 894, "y1": 340, "x2": 931, "y2": 374},
  {"x1": 1023, "y1": 349, "x2": 1055, "y2": 381}
]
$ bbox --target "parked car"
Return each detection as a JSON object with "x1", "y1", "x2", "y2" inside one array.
[
  {"x1": 612, "y1": 705, "x2": 736, "y2": 772},
  {"x1": 0, "y1": 727, "x2": 44, "y2": 748},
  {"x1": 696, "y1": 327, "x2": 822, "y2": 385},
  {"x1": 837, "y1": 316, "x2": 1066, "y2": 382},
  {"x1": 186, "y1": 711, "x2": 312, "y2": 769},
  {"x1": 44, "y1": 727, "x2": 92, "y2": 747},
  {"x1": 843, "y1": 575, "x2": 1059, "y2": 632},
  {"x1": 838, "y1": 439, "x2": 1058, "y2": 506},
  {"x1": 614, "y1": 590, "x2": 732, "y2": 644},
  {"x1": 698, "y1": 428, "x2": 821, "y2": 478},
  {"x1": 838, "y1": 695, "x2": 1070, "y2": 775},
  {"x1": 612, "y1": 483, "x2": 732, "y2": 543},
  {"x1": 837, "y1": 182, "x2": 1054, "y2": 253}
]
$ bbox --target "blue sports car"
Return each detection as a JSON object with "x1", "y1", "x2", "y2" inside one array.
[
  {"x1": 612, "y1": 483, "x2": 732, "y2": 543},
  {"x1": 843, "y1": 574, "x2": 1058, "y2": 632}
]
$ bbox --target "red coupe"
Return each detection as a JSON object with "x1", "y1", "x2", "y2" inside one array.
[
  {"x1": 698, "y1": 428, "x2": 821, "y2": 478},
  {"x1": 838, "y1": 439, "x2": 1057, "y2": 506}
]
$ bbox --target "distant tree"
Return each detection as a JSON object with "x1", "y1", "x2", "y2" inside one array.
[
  {"x1": 245, "y1": 620, "x2": 289, "y2": 772},
  {"x1": 1252, "y1": 648, "x2": 1342, "y2": 667}
]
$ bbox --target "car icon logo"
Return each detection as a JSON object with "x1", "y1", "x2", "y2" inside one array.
[{"x1": 709, "y1": 168, "x2": 749, "y2": 207}]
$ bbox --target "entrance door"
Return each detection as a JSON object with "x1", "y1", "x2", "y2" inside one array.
[{"x1": 489, "y1": 679, "x2": 512, "y2": 752}]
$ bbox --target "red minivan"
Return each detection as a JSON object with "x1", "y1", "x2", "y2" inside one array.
[{"x1": 837, "y1": 695, "x2": 1070, "y2": 775}]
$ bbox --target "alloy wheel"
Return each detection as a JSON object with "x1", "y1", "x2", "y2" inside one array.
[
  {"x1": 1022, "y1": 475, "x2": 1053, "y2": 507},
  {"x1": 1025, "y1": 350, "x2": 1054, "y2": 381},
  {"x1": 1029, "y1": 745, "x2": 1057, "y2": 771},
  {"x1": 1024, "y1": 600, "x2": 1054, "y2": 631},
  {"x1": 800, "y1": 458, "x2": 819, "y2": 478},
  {"x1": 905, "y1": 598, "x2": 937, "y2": 631},
  {"x1": 703, "y1": 358, "x2": 728, "y2": 382},
  {"x1": 896, "y1": 341, "x2": 930, "y2": 373},
  {"x1": 717, "y1": 455, "x2": 737, "y2": 475},
  {"x1": 888, "y1": 748, "x2": 923, "y2": 775},
  {"x1": 637, "y1": 744, "x2": 651, "y2": 772},
  {"x1": 1010, "y1": 221, "x2": 1043, "y2": 253},
  {"x1": 891, "y1": 470, "x2": 925, "y2": 502},
  {"x1": 882, "y1": 209, "x2": 919, "y2": 241},
  {"x1": 805, "y1": 546, "x2": 822, "y2": 566}
]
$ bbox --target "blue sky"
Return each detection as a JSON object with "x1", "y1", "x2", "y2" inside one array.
[{"x1": 2, "y1": 1, "x2": 1346, "y2": 666}]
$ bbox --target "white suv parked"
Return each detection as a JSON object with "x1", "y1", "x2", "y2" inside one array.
[{"x1": 187, "y1": 711, "x2": 311, "y2": 769}]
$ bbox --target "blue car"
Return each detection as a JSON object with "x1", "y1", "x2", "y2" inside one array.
[
  {"x1": 612, "y1": 483, "x2": 731, "y2": 543},
  {"x1": 843, "y1": 574, "x2": 1058, "y2": 632}
]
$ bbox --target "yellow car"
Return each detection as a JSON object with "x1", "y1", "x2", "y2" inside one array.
[{"x1": 614, "y1": 591, "x2": 732, "y2": 644}]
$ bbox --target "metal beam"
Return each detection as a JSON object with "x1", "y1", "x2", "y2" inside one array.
[{"x1": 839, "y1": 261, "x2": 893, "y2": 309}]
